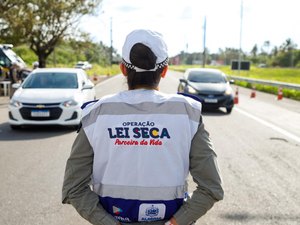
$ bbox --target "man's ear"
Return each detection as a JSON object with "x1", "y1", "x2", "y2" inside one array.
[
  {"x1": 120, "y1": 63, "x2": 127, "y2": 76},
  {"x1": 161, "y1": 65, "x2": 168, "y2": 78}
]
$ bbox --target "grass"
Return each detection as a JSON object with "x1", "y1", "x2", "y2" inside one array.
[
  {"x1": 219, "y1": 66, "x2": 300, "y2": 84},
  {"x1": 169, "y1": 65, "x2": 300, "y2": 101}
]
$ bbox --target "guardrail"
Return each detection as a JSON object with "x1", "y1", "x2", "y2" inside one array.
[{"x1": 227, "y1": 75, "x2": 300, "y2": 91}]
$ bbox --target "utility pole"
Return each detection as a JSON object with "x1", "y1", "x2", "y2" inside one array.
[
  {"x1": 202, "y1": 16, "x2": 206, "y2": 68},
  {"x1": 238, "y1": 0, "x2": 244, "y2": 74},
  {"x1": 110, "y1": 17, "x2": 113, "y2": 66}
]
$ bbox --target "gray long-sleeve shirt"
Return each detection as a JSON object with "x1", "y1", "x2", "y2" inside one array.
[{"x1": 62, "y1": 118, "x2": 224, "y2": 225}]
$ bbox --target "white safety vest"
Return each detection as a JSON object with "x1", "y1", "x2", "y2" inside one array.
[{"x1": 82, "y1": 89, "x2": 202, "y2": 223}]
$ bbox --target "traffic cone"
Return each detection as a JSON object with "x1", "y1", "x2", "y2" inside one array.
[
  {"x1": 250, "y1": 85, "x2": 256, "y2": 98},
  {"x1": 234, "y1": 87, "x2": 239, "y2": 104},
  {"x1": 93, "y1": 74, "x2": 98, "y2": 81},
  {"x1": 277, "y1": 87, "x2": 283, "y2": 100}
]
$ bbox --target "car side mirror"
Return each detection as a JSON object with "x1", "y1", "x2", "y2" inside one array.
[
  {"x1": 82, "y1": 84, "x2": 94, "y2": 90},
  {"x1": 179, "y1": 78, "x2": 187, "y2": 84},
  {"x1": 12, "y1": 83, "x2": 21, "y2": 89}
]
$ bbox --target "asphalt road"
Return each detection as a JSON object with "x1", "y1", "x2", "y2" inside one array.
[{"x1": 0, "y1": 71, "x2": 299, "y2": 225}]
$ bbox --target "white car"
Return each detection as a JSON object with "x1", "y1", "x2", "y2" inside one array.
[
  {"x1": 74, "y1": 61, "x2": 92, "y2": 70},
  {"x1": 8, "y1": 68, "x2": 96, "y2": 129}
]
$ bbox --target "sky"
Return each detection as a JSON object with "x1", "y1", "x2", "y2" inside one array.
[{"x1": 79, "y1": 0, "x2": 300, "y2": 57}]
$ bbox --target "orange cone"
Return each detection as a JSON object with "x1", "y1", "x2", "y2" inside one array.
[
  {"x1": 277, "y1": 87, "x2": 283, "y2": 100},
  {"x1": 250, "y1": 86, "x2": 256, "y2": 98},
  {"x1": 93, "y1": 74, "x2": 98, "y2": 81},
  {"x1": 234, "y1": 87, "x2": 239, "y2": 104}
]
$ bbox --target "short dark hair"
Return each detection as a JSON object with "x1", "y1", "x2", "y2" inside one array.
[{"x1": 125, "y1": 43, "x2": 165, "y2": 90}]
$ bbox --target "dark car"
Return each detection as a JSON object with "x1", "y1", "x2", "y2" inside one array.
[{"x1": 178, "y1": 68, "x2": 234, "y2": 113}]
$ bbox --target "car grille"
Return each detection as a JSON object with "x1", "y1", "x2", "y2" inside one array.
[
  {"x1": 19, "y1": 102, "x2": 62, "y2": 121},
  {"x1": 198, "y1": 93, "x2": 224, "y2": 98}
]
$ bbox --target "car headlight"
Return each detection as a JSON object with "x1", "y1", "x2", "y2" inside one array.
[
  {"x1": 62, "y1": 99, "x2": 79, "y2": 107},
  {"x1": 186, "y1": 85, "x2": 198, "y2": 94},
  {"x1": 9, "y1": 99, "x2": 22, "y2": 107},
  {"x1": 225, "y1": 87, "x2": 233, "y2": 95}
]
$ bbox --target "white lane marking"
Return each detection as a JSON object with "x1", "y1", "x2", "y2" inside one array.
[{"x1": 235, "y1": 107, "x2": 300, "y2": 144}]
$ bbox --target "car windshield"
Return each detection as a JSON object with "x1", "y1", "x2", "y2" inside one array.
[
  {"x1": 22, "y1": 72, "x2": 78, "y2": 89},
  {"x1": 188, "y1": 71, "x2": 227, "y2": 83}
]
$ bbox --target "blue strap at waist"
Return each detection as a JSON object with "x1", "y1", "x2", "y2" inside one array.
[{"x1": 99, "y1": 196, "x2": 183, "y2": 223}]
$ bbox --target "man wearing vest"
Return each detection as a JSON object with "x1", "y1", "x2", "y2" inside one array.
[{"x1": 62, "y1": 29, "x2": 224, "y2": 225}]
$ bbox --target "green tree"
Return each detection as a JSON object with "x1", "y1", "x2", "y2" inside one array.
[
  {"x1": 0, "y1": 0, "x2": 102, "y2": 67},
  {"x1": 280, "y1": 38, "x2": 296, "y2": 52},
  {"x1": 249, "y1": 44, "x2": 259, "y2": 64},
  {"x1": 221, "y1": 48, "x2": 240, "y2": 66},
  {"x1": 251, "y1": 44, "x2": 258, "y2": 57},
  {"x1": 263, "y1": 40, "x2": 270, "y2": 54},
  {"x1": 66, "y1": 38, "x2": 114, "y2": 66},
  {"x1": 276, "y1": 38, "x2": 297, "y2": 67},
  {"x1": 271, "y1": 46, "x2": 278, "y2": 57}
]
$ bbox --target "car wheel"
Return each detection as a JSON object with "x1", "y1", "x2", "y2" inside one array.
[
  {"x1": 226, "y1": 107, "x2": 233, "y2": 114},
  {"x1": 10, "y1": 125, "x2": 21, "y2": 130},
  {"x1": 177, "y1": 84, "x2": 183, "y2": 92}
]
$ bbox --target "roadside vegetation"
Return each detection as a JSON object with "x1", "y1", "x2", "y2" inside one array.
[
  {"x1": 11, "y1": 42, "x2": 300, "y2": 101},
  {"x1": 170, "y1": 65, "x2": 300, "y2": 84},
  {"x1": 0, "y1": 0, "x2": 102, "y2": 67}
]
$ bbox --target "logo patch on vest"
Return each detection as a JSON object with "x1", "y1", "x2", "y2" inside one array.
[
  {"x1": 138, "y1": 204, "x2": 166, "y2": 221},
  {"x1": 107, "y1": 121, "x2": 171, "y2": 146},
  {"x1": 113, "y1": 206, "x2": 123, "y2": 215}
]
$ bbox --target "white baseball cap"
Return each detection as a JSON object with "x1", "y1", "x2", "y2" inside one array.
[{"x1": 122, "y1": 29, "x2": 168, "y2": 72}]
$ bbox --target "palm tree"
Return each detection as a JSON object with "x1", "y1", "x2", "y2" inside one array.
[
  {"x1": 251, "y1": 44, "x2": 258, "y2": 57},
  {"x1": 263, "y1": 40, "x2": 270, "y2": 54}
]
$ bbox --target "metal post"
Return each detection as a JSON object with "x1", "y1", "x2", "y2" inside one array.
[
  {"x1": 202, "y1": 16, "x2": 206, "y2": 68},
  {"x1": 110, "y1": 17, "x2": 113, "y2": 66},
  {"x1": 238, "y1": 0, "x2": 243, "y2": 74}
]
